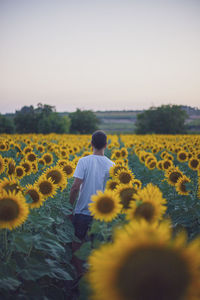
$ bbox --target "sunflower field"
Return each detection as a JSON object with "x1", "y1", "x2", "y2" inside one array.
[{"x1": 0, "y1": 133, "x2": 200, "y2": 300}]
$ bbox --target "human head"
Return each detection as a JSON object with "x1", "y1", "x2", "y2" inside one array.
[{"x1": 91, "y1": 130, "x2": 107, "y2": 150}]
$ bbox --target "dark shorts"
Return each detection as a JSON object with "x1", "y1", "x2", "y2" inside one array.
[{"x1": 72, "y1": 213, "x2": 93, "y2": 240}]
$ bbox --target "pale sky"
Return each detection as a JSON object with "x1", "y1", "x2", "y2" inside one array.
[{"x1": 0, "y1": 0, "x2": 200, "y2": 113}]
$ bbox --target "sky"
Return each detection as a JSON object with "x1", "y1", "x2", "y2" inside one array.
[{"x1": 0, "y1": 0, "x2": 200, "y2": 113}]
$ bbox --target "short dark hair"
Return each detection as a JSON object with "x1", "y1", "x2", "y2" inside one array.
[{"x1": 91, "y1": 130, "x2": 107, "y2": 150}]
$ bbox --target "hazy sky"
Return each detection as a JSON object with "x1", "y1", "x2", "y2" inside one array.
[{"x1": 0, "y1": 0, "x2": 200, "y2": 113}]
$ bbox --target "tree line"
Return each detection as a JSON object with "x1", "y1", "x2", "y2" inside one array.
[{"x1": 0, "y1": 104, "x2": 188, "y2": 134}]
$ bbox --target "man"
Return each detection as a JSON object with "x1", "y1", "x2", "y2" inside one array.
[{"x1": 69, "y1": 130, "x2": 114, "y2": 278}]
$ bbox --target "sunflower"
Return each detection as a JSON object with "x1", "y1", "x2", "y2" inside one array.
[
  {"x1": 38, "y1": 158, "x2": 46, "y2": 166},
  {"x1": 88, "y1": 220, "x2": 200, "y2": 300},
  {"x1": 61, "y1": 161, "x2": 75, "y2": 178},
  {"x1": 177, "y1": 150, "x2": 188, "y2": 162},
  {"x1": 0, "y1": 177, "x2": 23, "y2": 194},
  {"x1": 162, "y1": 159, "x2": 173, "y2": 170},
  {"x1": 176, "y1": 175, "x2": 191, "y2": 196},
  {"x1": 42, "y1": 153, "x2": 54, "y2": 165},
  {"x1": 106, "y1": 179, "x2": 120, "y2": 191},
  {"x1": 36, "y1": 176, "x2": 58, "y2": 198},
  {"x1": 134, "y1": 183, "x2": 165, "y2": 204},
  {"x1": 0, "y1": 190, "x2": 29, "y2": 230},
  {"x1": 23, "y1": 146, "x2": 33, "y2": 154},
  {"x1": 126, "y1": 189, "x2": 167, "y2": 223},
  {"x1": 146, "y1": 159, "x2": 157, "y2": 170},
  {"x1": 6, "y1": 158, "x2": 16, "y2": 176},
  {"x1": 188, "y1": 158, "x2": 199, "y2": 171},
  {"x1": 15, "y1": 166, "x2": 25, "y2": 179},
  {"x1": 0, "y1": 142, "x2": 7, "y2": 151},
  {"x1": 31, "y1": 162, "x2": 38, "y2": 174},
  {"x1": 110, "y1": 164, "x2": 128, "y2": 178},
  {"x1": 20, "y1": 161, "x2": 32, "y2": 175},
  {"x1": 115, "y1": 183, "x2": 136, "y2": 210},
  {"x1": 165, "y1": 167, "x2": 183, "y2": 186},
  {"x1": 115, "y1": 169, "x2": 134, "y2": 185},
  {"x1": 120, "y1": 147, "x2": 128, "y2": 159},
  {"x1": 0, "y1": 155, "x2": 5, "y2": 175},
  {"x1": 25, "y1": 151, "x2": 37, "y2": 163},
  {"x1": 44, "y1": 166, "x2": 67, "y2": 189},
  {"x1": 37, "y1": 145, "x2": 45, "y2": 153},
  {"x1": 25, "y1": 185, "x2": 45, "y2": 209},
  {"x1": 132, "y1": 179, "x2": 142, "y2": 190},
  {"x1": 89, "y1": 190, "x2": 122, "y2": 222},
  {"x1": 156, "y1": 160, "x2": 163, "y2": 170}
]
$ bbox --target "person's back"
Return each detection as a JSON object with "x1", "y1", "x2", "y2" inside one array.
[{"x1": 74, "y1": 154, "x2": 114, "y2": 215}]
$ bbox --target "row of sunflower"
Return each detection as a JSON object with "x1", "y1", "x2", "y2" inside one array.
[{"x1": 0, "y1": 133, "x2": 200, "y2": 299}]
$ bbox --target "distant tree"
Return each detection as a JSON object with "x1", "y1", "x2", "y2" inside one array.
[
  {"x1": 135, "y1": 105, "x2": 188, "y2": 134},
  {"x1": 14, "y1": 103, "x2": 70, "y2": 134},
  {"x1": 0, "y1": 114, "x2": 15, "y2": 133},
  {"x1": 69, "y1": 109, "x2": 99, "y2": 134}
]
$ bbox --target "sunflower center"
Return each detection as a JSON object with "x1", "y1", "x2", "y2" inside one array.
[
  {"x1": 190, "y1": 159, "x2": 198, "y2": 168},
  {"x1": 46, "y1": 170, "x2": 62, "y2": 184},
  {"x1": 16, "y1": 167, "x2": 23, "y2": 177},
  {"x1": 43, "y1": 154, "x2": 52, "y2": 164},
  {"x1": 109, "y1": 182, "x2": 118, "y2": 190},
  {"x1": 119, "y1": 172, "x2": 132, "y2": 184},
  {"x1": 179, "y1": 180, "x2": 188, "y2": 193},
  {"x1": 148, "y1": 161, "x2": 156, "y2": 169},
  {"x1": 27, "y1": 153, "x2": 36, "y2": 162},
  {"x1": 0, "y1": 198, "x2": 19, "y2": 221},
  {"x1": 39, "y1": 181, "x2": 52, "y2": 195},
  {"x1": 22, "y1": 163, "x2": 30, "y2": 173},
  {"x1": 169, "y1": 172, "x2": 182, "y2": 183},
  {"x1": 63, "y1": 165, "x2": 73, "y2": 175},
  {"x1": 8, "y1": 163, "x2": 15, "y2": 175},
  {"x1": 163, "y1": 161, "x2": 171, "y2": 169},
  {"x1": 117, "y1": 247, "x2": 190, "y2": 300},
  {"x1": 120, "y1": 188, "x2": 134, "y2": 209},
  {"x1": 96, "y1": 197, "x2": 115, "y2": 214},
  {"x1": 179, "y1": 153, "x2": 187, "y2": 160},
  {"x1": 134, "y1": 202, "x2": 155, "y2": 222},
  {"x1": 27, "y1": 190, "x2": 40, "y2": 203}
]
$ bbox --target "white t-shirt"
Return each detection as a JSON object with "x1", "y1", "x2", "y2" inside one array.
[{"x1": 73, "y1": 154, "x2": 114, "y2": 215}]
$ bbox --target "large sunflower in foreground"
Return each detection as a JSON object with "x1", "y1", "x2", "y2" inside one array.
[
  {"x1": 176, "y1": 175, "x2": 191, "y2": 196},
  {"x1": 25, "y1": 185, "x2": 45, "y2": 209},
  {"x1": 89, "y1": 190, "x2": 122, "y2": 222},
  {"x1": 36, "y1": 176, "x2": 58, "y2": 198},
  {"x1": 44, "y1": 166, "x2": 67, "y2": 189},
  {"x1": 88, "y1": 220, "x2": 200, "y2": 300},
  {"x1": 0, "y1": 190, "x2": 29, "y2": 230}
]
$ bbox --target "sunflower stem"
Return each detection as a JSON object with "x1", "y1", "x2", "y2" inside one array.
[{"x1": 4, "y1": 229, "x2": 8, "y2": 258}]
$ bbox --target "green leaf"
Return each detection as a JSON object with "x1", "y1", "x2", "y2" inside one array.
[
  {"x1": 0, "y1": 277, "x2": 21, "y2": 291},
  {"x1": 75, "y1": 242, "x2": 92, "y2": 260}
]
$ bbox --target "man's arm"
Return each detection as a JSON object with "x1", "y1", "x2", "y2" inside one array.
[{"x1": 69, "y1": 177, "x2": 83, "y2": 207}]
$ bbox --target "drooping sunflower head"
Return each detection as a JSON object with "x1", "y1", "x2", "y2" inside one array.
[
  {"x1": 0, "y1": 177, "x2": 23, "y2": 194},
  {"x1": 44, "y1": 166, "x2": 67, "y2": 188},
  {"x1": 106, "y1": 178, "x2": 120, "y2": 191},
  {"x1": 42, "y1": 153, "x2": 54, "y2": 165},
  {"x1": 115, "y1": 183, "x2": 137, "y2": 210},
  {"x1": 0, "y1": 155, "x2": 5, "y2": 175},
  {"x1": 175, "y1": 175, "x2": 191, "y2": 196},
  {"x1": 25, "y1": 185, "x2": 45, "y2": 209},
  {"x1": 88, "y1": 220, "x2": 200, "y2": 300},
  {"x1": 36, "y1": 175, "x2": 58, "y2": 198},
  {"x1": 116, "y1": 169, "x2": 134, "y2": 185},
  {"x1": 6, "y1": 158, "x2": 16, "y2": 176},
  {"x1": 165, "y1": 167, "x2": 183, "y2": 186},
  {"x1": 89, "y1": 190, "x2": 122, "y2": 222},
  {"x1": 0, "y1": 190, "x2": 29, "y2": 230}
]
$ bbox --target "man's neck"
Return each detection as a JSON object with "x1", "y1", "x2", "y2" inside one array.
[{"x1": 93, "y1": 148, "x2": 104, "y2": 156}]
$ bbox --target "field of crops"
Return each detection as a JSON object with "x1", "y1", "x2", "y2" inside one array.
[{"x1": 0, "y1": 134, "x2": 200, "y2": 300}]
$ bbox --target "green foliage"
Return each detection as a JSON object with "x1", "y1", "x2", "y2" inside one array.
[
  {"x1": 69, "y1": 109, "x2": 99, "y2": 134},
  {"x1": 0, "y1": 114, "x2": 15, "y2": 133},
  {"x1": 135, "y1": 105, "x2": 188, "y2": 134},
  {"x1": 14, "y1": 104, "x2": 70, "y2": 134}
]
